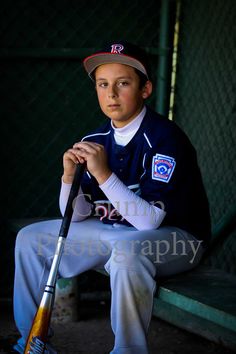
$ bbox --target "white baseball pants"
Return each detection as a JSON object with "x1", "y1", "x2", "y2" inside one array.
[{"x1": 13, "y1": 218, "x2": 204, "y2": 354}]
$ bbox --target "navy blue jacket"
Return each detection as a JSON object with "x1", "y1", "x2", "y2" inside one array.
[{"x1": 81, "y1": 106, "x2": 211, "y2": 246}]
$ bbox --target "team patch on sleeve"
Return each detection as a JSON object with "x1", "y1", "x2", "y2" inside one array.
[{"x1": 152, "y1": 154, "x2": 176, "y2": 183}]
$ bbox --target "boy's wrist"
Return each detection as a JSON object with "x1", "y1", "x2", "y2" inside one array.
[
  {"x1": 96, "y1": 170, "x2": 112, "y2": 185},
  {"x1": 62, "y1": 174, "x2": 74, "y2": 184}
]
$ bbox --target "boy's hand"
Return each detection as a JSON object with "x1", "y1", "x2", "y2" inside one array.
[
  {"x1": 63, "y1": 141, "x2": 111, "y2": 185},
  {"x1": 74, "y1": 141, "x2": 112, "y2": 184}
]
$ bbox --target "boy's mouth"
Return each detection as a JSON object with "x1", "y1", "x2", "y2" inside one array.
[{"x1": 107, "y1": 104, "x2": 120, "y2": 110}]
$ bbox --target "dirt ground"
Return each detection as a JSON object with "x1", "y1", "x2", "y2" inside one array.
[{"x1": 0, "y1": 297, "x2": 235, "y2": 354}]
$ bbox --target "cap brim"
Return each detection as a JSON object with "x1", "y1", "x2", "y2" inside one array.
[{"x1": 83, "y1": 53, "x2": 148, "y2": 79}]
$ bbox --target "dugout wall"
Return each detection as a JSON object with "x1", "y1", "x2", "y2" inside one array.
[{"x1": 174, "y1": 0, "x2": 236, "y2": 274}]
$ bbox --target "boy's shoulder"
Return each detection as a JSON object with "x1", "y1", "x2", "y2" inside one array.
[
  {"x1": 81, "y1": 120, "x2": 111, "y2": 142},
  {"x1": 144, "y1": 106, "x2": 194, "y2": 148},
  {"x1": 145, "y1": 106, "x2": 183, "y2": 134}
]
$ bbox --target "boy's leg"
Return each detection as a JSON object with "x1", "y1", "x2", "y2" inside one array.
[
  {"x1": 14, "y1": 219, "x2": 204, "y2": 354},
  {"x1": 13, "y1": 218, "x2": 112, "y2": 349},
  {"x1": 100, "y1": 225, "x2": 204, "y2": 354}
]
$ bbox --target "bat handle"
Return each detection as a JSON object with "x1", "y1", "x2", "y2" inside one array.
[
  {"x1": 45, "y1": 163, "x2": 86, "y2": 288},
  {"x1": 59, "y1": 163, "x2": 86, "y2": 238}
]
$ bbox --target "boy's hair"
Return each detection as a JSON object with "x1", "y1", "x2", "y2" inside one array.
[{"x1": 134, "y1": 69, "x2": 149, "y2": 88}]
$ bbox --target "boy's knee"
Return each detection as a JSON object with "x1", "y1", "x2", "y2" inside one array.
[
  {"x1": 15, "y1": 225, "x2": 35, "y2": 250},
  {"x1": 15, "y1": 224, "x2": 56, "y2": 254},
  {"x1": 105, "y1": 248, "x2": 156, "y2": 278}
]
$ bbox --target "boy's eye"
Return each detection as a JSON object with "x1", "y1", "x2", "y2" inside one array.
[
  {"x1": 96, "y1": 81, "x2": 130, "y2": 88},
  {"x1": 97, "y1": 82, "x2": 108, "y2": 88},
  {"x1": 117, "y1": 81, "x2": 129, "y2": 87}
]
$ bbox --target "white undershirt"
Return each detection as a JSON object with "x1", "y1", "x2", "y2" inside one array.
[
  {"x1": 59, "y1": 106, "x2": 166, "y2": 230},
  {"x1": 112, "y1": 106, "x2": 146, "y2": 146}
]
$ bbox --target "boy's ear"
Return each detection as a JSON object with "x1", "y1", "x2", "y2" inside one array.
[{"x1": 142, "y1": 80, "x2": 152, "y2": 99}]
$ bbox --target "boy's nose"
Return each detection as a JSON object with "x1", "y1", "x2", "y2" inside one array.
[
  {"x1": 108, "y1": 86, "x2": 118, "y2": 98},
  {"x1": 108, "y1": 92, "x2": 116, "y2": 98}
]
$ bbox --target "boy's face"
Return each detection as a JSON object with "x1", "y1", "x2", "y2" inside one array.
[{"x1": 95, "y1": 63, "x2": 152, "y2": 128}]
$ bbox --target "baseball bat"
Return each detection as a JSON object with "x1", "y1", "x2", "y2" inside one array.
[{"x1": 24, "y1": 163, "x2": 85, "y2": 354}]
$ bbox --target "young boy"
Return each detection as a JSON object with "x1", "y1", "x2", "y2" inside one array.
[{"x1": 13, "y1": 41, "x2": 211, "y2": 354}]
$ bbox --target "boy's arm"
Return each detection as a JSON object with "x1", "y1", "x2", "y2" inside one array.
[
  {"x1": 100, "y1": 173, "x2": 166, "y2": 230},
  {"x1": 59, "y1": 180, "x2": 92, "y2": 221}
]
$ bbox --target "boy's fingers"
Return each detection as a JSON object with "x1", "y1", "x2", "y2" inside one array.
[
  {"x1": 73, "y1": 141, "x2": 103, "y2": 152},
  {"x1": 65, "y1": 150, "x2": 79, "y2": 164}
]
